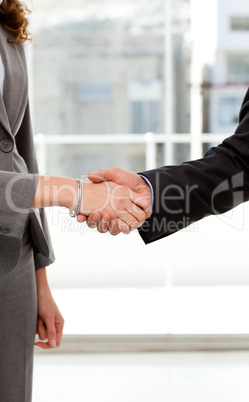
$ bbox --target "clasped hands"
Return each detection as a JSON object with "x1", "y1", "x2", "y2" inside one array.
[{"x1": 77, "y1": 168, "x2": 152, "y2": 235}]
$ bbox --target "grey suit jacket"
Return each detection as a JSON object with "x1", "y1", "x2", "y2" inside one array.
[{"x1": 0, "y1": 25, "x2": 55, "y2": 275}]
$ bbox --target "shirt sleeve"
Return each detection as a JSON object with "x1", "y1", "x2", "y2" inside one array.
[{"x1": 138, "y1": 174, "x2": 154, "y2": 209}]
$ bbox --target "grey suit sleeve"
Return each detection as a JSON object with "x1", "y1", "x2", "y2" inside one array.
[
  {"x1": 0, "y1": 171, "x2": 39, "y2": 239},
  {"x1": 15, "y1": 102, "x2": 55, "y2": 270},
  {"x1": 30, "y1": 208, "x2": 55, "y2": 270}
]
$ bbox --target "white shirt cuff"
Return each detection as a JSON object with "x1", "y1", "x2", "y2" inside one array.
[{"x1": 138, "y1": 174, "x2": 154, "y2": 210}]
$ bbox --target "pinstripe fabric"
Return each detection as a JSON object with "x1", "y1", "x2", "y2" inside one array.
[{"x1": 0, "y1": 222, "x2": 37, "y2": 402}]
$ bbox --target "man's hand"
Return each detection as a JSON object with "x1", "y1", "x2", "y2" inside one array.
[
  {"x1": 77, "y1": 177, "x2": 148, "y2": 234},
  {"x1": 77, "y1": 168, "x2": 152, "y2": 235}
]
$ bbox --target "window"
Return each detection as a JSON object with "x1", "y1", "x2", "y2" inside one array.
[
  {"x1": 128, "y1": 81, "x2": 161, "y2": 134},
  {"x1": 227, "y1": 54, "x2": 249, "y2": 83},
  {"x1": 30, "y1": 0, "x2": 249, "y2": 341},
  {"x1": 130, "y1": 101, "x2": 159, "y2": 133},
  {"x1": 218, "y1": 97, "x2": 241, "y2": 126},
  {"x1": 230, "y1": 16, "x2": 249, "y2": 31},
  {"x1": 77, "y1": 83, "x2": 113, "y2": 102}
]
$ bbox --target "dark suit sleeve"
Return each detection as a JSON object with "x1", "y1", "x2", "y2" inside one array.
[{"x1": 138, "y1": 88, "x2": 249, "y2": 244}]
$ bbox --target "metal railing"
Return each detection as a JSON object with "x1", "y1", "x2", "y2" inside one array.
[{"x1": 34, "y1": 132, "x2": 227, "y2": 173}]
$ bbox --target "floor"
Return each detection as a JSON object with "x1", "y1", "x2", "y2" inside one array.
[{"x1": 33, "y1": 351, "x2": 249, "y2": 402}]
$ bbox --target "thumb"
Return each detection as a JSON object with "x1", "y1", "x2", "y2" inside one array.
[
  {"x1": 88, "y1": 168, "x2": 116, "y2": 183},
  {"x1": 77, "y1": 214, "x2": 88, "y2": 223}
]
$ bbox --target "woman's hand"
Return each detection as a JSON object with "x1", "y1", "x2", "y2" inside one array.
[
  {"x1": 32, "y1": 175, "x2": 147, "y2": 234},
  {"x1": 35, "y1": 267, "x2": 64, "y2": 349},
  {"x1": 78, "y1": 178, "x2": 148, "y2": 234}
]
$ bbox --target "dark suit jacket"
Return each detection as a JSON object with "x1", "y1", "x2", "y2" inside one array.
[
  {"x1": 139, "y1": 88, "x2": 249, "y2": 244},
  {"x1": 0, "y1": 25, "x2": 55, "y2": 275}
]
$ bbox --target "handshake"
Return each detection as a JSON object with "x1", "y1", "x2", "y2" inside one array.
[{"x1": 76, "y1": 168, "x2": 152, "y2": 235}]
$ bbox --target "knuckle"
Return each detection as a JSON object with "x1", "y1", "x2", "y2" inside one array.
[
  {"x1": 119, "y1": 223, "x2": 131, "y2": 235},
  {"x1": 146, "y1": 209, "x2": 152, "y2": 218},
  {"x1": 102, "y1": 213, "x2": 110, "y2": 221},
  {"x1": 140, "y1": 211, "x2": 147, "y2": 222},
  {"x1": 131, "y1": 221, "x2": 139, "y2": 230}
]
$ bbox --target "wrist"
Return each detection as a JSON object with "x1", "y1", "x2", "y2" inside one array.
[
  {"x1": 80, "y1": 179, "x2": 97, "y2": 215},
  {"x1": 57, "y1": 177, "x2": 78, "y2": 210},
  {"x1": 139, "y1": 175, "x2": 153, "y2": 202},
  {"x1": 144, "y1": 181, "x2": 152, "y2": 202},
  {"x1": 32, "y1": 176, "x2": 78, "y2": 210},
  {"x1": 36, "y1": 267, "x2": 51, "y2": 295},
  {"x1": 69, "y1": 178, "x2": 82, "y2": 217}
]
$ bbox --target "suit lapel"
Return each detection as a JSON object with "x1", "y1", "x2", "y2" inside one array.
[
  {"x1": 0, "y1": 25, "x2": 28, "y2": 136},
  {"x1": 0, "y1": 91, "x2": 11, "y2": 133}
]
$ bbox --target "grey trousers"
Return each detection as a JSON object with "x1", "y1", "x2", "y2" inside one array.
[{"x1": 0, "y1": 223, "x2": 37, "y2": 402}]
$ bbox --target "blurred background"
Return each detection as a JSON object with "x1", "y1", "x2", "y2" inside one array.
[{"x1": 25, "y1": 0, "x2": 249, "y2": 400}]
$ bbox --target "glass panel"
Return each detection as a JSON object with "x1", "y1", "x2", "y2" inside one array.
[
  {"x1": 230, "y1": 16, "x2": 249, "y2": 31},
  {"x1": 130, "y1": 101, "x2": 160, "y2": 133},
  {"x1": 173, "y1": 143, "x2": 190, "y2": 164},
  {"x1": 156, "y1": 143, "x2": 165, "y2": 166},
  {"x1": 30, "y1": 0, "x2": 249, "y2": 337},
  {"x1": 32, "y1": 2, "x2": 165, "y2": 136},
  {"x1": 156, "y1": 143, "x2": 190, "y2": 166},
  {"x1": 46, "y1": 143, "x2": 146, "y2": 177},
  {"x1": 129, "y1": 80, "x2": 162, "y2": 133},
  {"x1": 77, "y1": 83, "x2": 113, "y2": 102},
  {"x1": 218, "y1": 97, "x2": 241, "y2": 126},
  {"x1": 228, "y1": 54, "x2": 249, "y2": 83}
]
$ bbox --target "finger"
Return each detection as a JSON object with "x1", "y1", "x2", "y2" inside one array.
[
  {"x1": 109, "y1": 188, "x2": 146, "y2": 227},
  {"x1": 127, "y1": 203, "x2": 147, "y2": 225},
  {"x1": 87, "y1": 211, "x2": 102, "y2": 228},
  {"x1": 116, "y1": 219, "x2": 131, "y2": 235},
  {"x1": 130, "y1": 190, "x2": 152, "y2": 213},
  {"x1": 97, "y1": 214, "x2": 111, "y2": 233},
  {"x1": 144, "y1": 205, "x2": 152, "y2": 219},
  {"x1": 124, "y1": 191, "x2": 151, "y2": 222},
  {"x1": 117, "y1": 212, "x2": 141, "y2": 231},
  {"x1": 46, "y1": 317, "x2": 57, "y2": 348},
  {"x1": 55, "y1": 315, "x2": 65, "y2": 347},
  {"x1": 36, "y1": 318, "x2": 50, "y2": 349},
  {"x1": 88, "y1": 168, "x2": 117, "y2": 183},
  {"x1": 137, "y1": 221, "x2": 146, "y2": 228},
  {"x1": 113, "y1": 199, "x2": 146, "y2": 229},
  {"x1": 77, "y1": 214, "x2": 88, "y2": 223},
  {"x1": 111, "y1": 187, "x2": 148, "y2": 223},
  {"x1": 109, "y1": 219, "x2": 121, "y2": 236},
  {"x1": 35, "y1": 341, "x2": 51, "y2": 349},
  {"x1": 37, "y1": 318, "x2": 47, "y2": 341}
]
